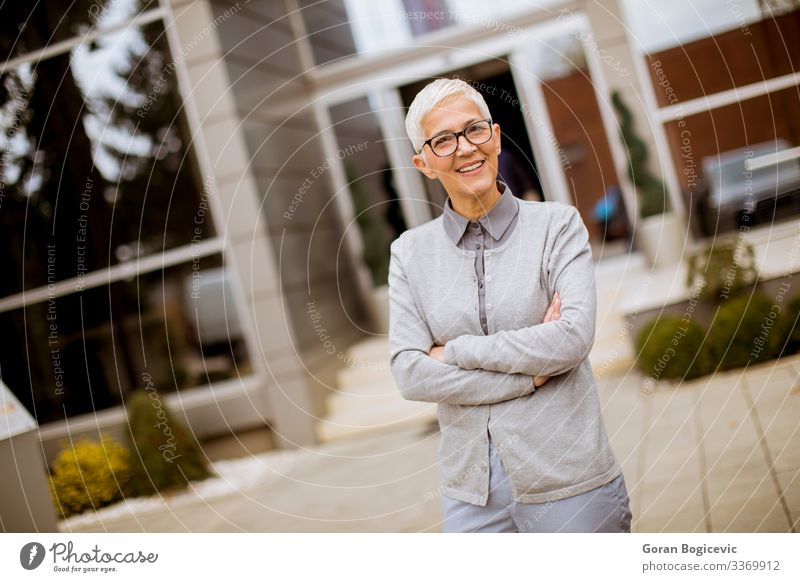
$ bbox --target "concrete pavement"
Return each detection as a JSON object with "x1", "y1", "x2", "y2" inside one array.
[{"x1": 60, "y1": 350, "x2": 799, "y2": 532}]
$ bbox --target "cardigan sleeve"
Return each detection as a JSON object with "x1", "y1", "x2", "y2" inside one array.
[
  {"x1": 388, "y1": 239, "x2": 536, "y2": 405},
  {"x1": 442, "y1": 205, "x2": 596, "y2": 377}
]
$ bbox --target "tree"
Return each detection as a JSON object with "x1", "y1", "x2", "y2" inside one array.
[{"x1": 611, "y1": 90, "x2": 669, "y2": 218}]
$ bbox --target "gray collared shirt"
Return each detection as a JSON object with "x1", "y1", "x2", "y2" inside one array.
[{"x1": 442, "y1": 182, "x2": 519, "y2": 335}]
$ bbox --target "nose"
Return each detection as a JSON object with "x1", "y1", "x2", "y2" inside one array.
[{"x1": 455, "y1": 133, "x2": 476, "y2": 155}]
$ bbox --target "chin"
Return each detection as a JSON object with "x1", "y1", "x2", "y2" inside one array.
[{"x1": 461, "y1": 177, "x2": 496, "y2": 197}]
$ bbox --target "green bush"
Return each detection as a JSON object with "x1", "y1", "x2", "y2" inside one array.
[
  {"x1": 636, "y1": 316, "x2": 710, "y2": 380},
  {"x1": 125, "y1": 390, "x2": 211, "y2": 497},
  {"x1": 769, "y1": 293, "x2": 800, "y2": 357},
  {"x1": 685, "y1": 238, "x2": 758, "y2": 301},
  {"x1": 707, "y1": 292, "x2": 779, "y2": 370},
  {"x1": 49, "y1": 434, "x2": 131, "y2": 519}
]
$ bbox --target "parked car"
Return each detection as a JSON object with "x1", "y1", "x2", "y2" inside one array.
[{"x1": 702, "y1": 139, "x2": 800, "y2": 234}]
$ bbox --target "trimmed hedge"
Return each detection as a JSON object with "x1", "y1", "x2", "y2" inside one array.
[
  {"x1": 707, "y1": 292, "x2": 778, "y2": 370},
  {"x1": 635, "y1": 316, "x2": 710, "y2": 380},
  {"x1": 771, "y1": 294, "x2": 800, "y2": 357}
]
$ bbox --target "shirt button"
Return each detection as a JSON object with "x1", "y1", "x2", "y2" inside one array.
[
  {"x1": 471, "y1": 221, "x2": 480, "y2": 229},
  {"x1": 475, "y1": 242, "x2": 481, "y2": 249}
]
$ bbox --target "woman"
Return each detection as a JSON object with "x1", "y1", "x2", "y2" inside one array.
[{"x1": 388, "y1": 78, "x2": 631, "y2": 533}]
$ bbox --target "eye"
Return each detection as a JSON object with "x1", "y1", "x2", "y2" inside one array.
[
  {"x1": 431, "y1": 134, "x2": 456, "y2": 149},
  {"x1": 466, "y1": 122, "x2": 491, "y2": 140}
]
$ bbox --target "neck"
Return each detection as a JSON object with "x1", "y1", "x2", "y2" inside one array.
[{"x1": 448, "y1": 183, "x2": 502, "y2": 220}]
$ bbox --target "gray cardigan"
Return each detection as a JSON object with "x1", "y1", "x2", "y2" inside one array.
[{"x1": 388, "y1": 199, "x2": 621, "y2": 505}]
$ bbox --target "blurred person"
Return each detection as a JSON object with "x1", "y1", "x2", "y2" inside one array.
[
  {"x1": 593, "y1": 186, "x2": 630, "y2": 242},
  {"x1": 388, "y1": 78, "x2": 630, "y2": 533}
]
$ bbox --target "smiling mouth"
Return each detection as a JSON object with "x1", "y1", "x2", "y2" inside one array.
[{"x1": 456, "y1": 160, "x2": 484, "y2": 173}]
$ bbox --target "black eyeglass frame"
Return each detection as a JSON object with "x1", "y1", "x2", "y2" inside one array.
[{"x1": 418, "y1": 118, "x2": 494, "y2": 157}]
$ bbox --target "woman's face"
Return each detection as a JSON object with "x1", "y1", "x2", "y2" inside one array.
[{"x1": 412, "y1": 95, "x2": 501, "y2": 201}]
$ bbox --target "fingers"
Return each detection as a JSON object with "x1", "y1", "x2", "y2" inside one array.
[
  {"x1": 428, "y1": 346, "x2": 445, "y2": 362},
  {"x1": 544, "y1": 292, "x2": 561, "y2": 323},
  {"x1": 534, "y1": 375, "x2": 550, "y2": 387}
]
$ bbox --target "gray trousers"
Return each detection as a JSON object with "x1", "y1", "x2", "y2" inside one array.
[{"x1": 441, "y1": 434, "x2": 632, "y2": 533}]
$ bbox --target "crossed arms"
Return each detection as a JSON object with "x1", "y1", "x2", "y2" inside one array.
[{"x1": 388, "y1": 205, "x2": 596, "y2": 406}]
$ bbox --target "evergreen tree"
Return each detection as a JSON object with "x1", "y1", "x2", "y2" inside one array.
[
  {"x1": 611, "y1": 90, "x2": 669, "y2": 218},
  {"x1": 125, "y1": 390, "x2": 211, "y2": 497}
]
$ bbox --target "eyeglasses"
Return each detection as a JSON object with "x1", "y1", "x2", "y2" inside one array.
[{"x1": 420, "y1": 119, "x2": 493, "y2": 157}]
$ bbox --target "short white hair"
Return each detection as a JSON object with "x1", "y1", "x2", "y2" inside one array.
[{"x1": 405, "y1": 78, "x2": 492, "y2": 154}]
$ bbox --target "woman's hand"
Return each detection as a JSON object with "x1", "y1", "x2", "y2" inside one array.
[
  {"x1": 429, "y1": 345, "x2": 446, "y2": 362},
  {"x1": 533, "y1": 291, "x2": 560, "y2": 387}
]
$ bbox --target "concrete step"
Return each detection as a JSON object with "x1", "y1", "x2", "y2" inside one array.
[
  {"x1": 326, "y1": 380, "x2": 403, "y2": 416},
  {"x1": 336, "y1": 365, "x2": 393, "y2": 391},
  {"x1": 590, "y1": 338, "x2": 635, "y2": 378},
  {"x1": 343, "y1": 336, "x2": 391, "y2": 367},
  {"x1": 317, "y1": 395, "x2": 437, "y2": 442},
  {"x1": 318, "y1": 336, "x2": 435, "y2": 442}
]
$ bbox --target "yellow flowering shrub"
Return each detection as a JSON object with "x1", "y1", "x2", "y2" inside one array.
[{"x1": 49, "y1": 434, "x2": 131, "y2": 519}]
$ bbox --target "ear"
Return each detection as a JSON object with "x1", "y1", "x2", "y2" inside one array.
[
  {"x1": 494, "y1": 123, "x2": 502, "y2": 155},
  {"x1": 412, "y1": 153, "x2": 437, "y2": 180}
]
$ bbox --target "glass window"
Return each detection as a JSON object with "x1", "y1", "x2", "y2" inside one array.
[
  {"x1": 0, "y1": 253, "x2": 251, "y2": 426},
  {"x1": 0, "y1": 0, "x2": 156, "y2": 61},
  {"x1": 0, "y1": 10, "x2": 251, "y2": 426},
  {"x1": 0, "y1": 18, "x2": 213, "y2": 298},
  {"x1": 338, "y1": 0, "x2": 559, "y2": 57}
]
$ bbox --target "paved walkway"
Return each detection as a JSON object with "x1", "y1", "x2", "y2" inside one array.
[
  {"x1": 600, "y1": 355, "x2": 799, "y2": 532},
  {"x1": 60, "y1": 351, "x2": 799, "y2": 533}
]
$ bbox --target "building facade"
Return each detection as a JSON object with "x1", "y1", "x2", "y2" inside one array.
[{"x1": 2, "y1": 0, "x2": 797, "y2": 461}]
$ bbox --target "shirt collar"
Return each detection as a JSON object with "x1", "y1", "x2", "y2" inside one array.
[{"x1": 442, "y1": 182, "x2": 519, "y2": 246}]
